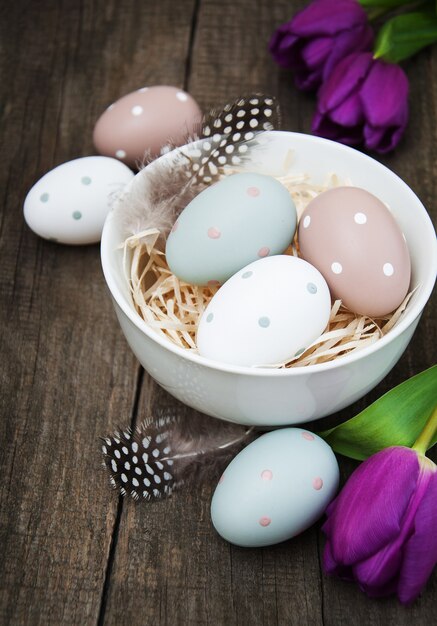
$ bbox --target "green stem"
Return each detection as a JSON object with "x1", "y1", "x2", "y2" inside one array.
[
  {"x1": 368, "y1": 7, "x2": 390, "y2": 21},
  {"x1": 367, "y1": 0, "x2": 430, "y2": 22},
  {"x1": 412, "y1": 405, "x2": 437, "y2": 454}
]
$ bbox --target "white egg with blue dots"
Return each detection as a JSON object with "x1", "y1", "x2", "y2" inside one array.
[
  {"x1": 23, "y1": 156, "x2": 134, "y2": 244},
  {"x1": 211, "y1": 428, "x2": 339, "y2": 547},
  {"x1": 196, "y1": 255, "x2": 331, "y2": 367}
]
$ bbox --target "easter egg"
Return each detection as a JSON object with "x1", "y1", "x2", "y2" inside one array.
[
  {"x1": 23, "y1": 156, "x2": 134, "y2": 245},
  {"x1": 211, "y1": 428, "x2": 339, "y2": 547},
  {"x1": 166, "y1": 173, "x2": 297, "y2": 286},
  {"x1": 93, "y1": 86, "x2": 201, "y2": 167},
  {"x1": 196, "y1": 255, "x2": 331, "y2": 366},
  {"x1": 298, "y1": 186, "x2": 411, "y2": 317}
]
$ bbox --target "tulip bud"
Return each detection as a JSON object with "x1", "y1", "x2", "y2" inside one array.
[
  {"x1": 312, "y1": 52, "x2": 409, "y2": 153},
  {"x1": 269, "y1": 0, "x2": 373, "y2": 91},
  {"x1": 323, "y1": 437, "x2": 437, "y2": 603}
]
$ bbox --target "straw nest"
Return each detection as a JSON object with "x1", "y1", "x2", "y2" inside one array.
[{"x1": 121, "y1": 169, "x2": 412, "y2": 368}]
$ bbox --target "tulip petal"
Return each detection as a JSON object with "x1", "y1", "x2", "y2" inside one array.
[
  {"x1": 323, "y1": 24, "x2": 373, "y2": 82},
  {"x1": 318, "y1": 52, "x2": 373, "y2": 113},
  {"x1": 364, "y1": 116, "x2": 408, "y2": 153},
  {"x1": 352, "y1": 461, "x2": 432, "y2": 592},
  {"x1": 364, "y1": 125, "x2": 385, "y2": 148},
  {"x1": 295, "y1": 69, "x2": 324, "y2": 92},
  {"x1": 301, "y1": 37, "x2": 333, "y2": 70},
  {"x1": 291, "y1": 0, "x2": 368, "y2": 37},
  {"x1": 290, "y1": 37, "x2": 333, "y2": 90},
  {"x1": 325, "y1": 448, "x2": 419, "y2": 567},
  {"x1": 323, "y1": 539, "x2": 354, "y2": 580},
  {"x1": 361, "y1": 59, "x2": 408, "y2": 153},
  {"x1": 322, "y1": 499, "x2": 336, "y2": 535},
  {"x1": 312, "y1": 110, "x2": 363, "y2": 145},
  {"x1": 359, "y1": 577, "x2": 399, "y2": 599},
  {"x1": 398, "y1": 468, "x2": 437, "y2": 604},
  {"x1": 353, "y1": 541, "x2": 403, "y2": 593},
  {"x1": 269, "y1": 25, "x2": 300, "y2": 69},
  {"x1": 323, "y1": 539, "x2": 339, "y2": 574},
  {"x1": 360, "y1": 60, "x2": 409, "y2": 127},
  {"x1": 329, "y1": 92, "x2": 364, "y2": 126}
]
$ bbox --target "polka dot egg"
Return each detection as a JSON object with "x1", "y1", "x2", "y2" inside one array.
[
  {"x1": 211, "y1": 428, "x2": 339, "y2": 547},
  {"x1": 23, "y1": 156, "x2": 134, "y2": 244},
  {"x1": 197, "y1": 255, "x2": 331, "y2": 366},
  {"x1": 298, "y1": 187, "x2": 411, "y2": 317},
  {"x1": 93, "y1": 85, "x2": 201, "y2": 167},
  {"x1": 166, "y1": 172, "x2": 297, "y2": 286}
]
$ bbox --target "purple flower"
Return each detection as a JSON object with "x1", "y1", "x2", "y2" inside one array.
[
  {"x1": 269, "y1": 0, "x2": 373, "y2": 91},
  {"x1": 312, "y1": 52, "x2": 409, "y2": 153},
  {"x1": 323, "y1": 447, "x2": 437, "y2": 604}
]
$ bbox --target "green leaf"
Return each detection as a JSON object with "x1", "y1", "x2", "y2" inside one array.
[
  {"x1": 374, "y1": 12, "x2": 437, "y2": 62},
  {"x1": 318, "y1": 366, "x2": 437, "y2": 460}
]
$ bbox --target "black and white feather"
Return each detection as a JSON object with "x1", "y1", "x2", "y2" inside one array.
[
  {"x1": 182, "y1": 94, "x2": 280, "y2": 186},
  {"x1": 102, "y1": 415, "x2": 255, "y2": 501},
  {"x1": 116, "y1": 94, "x2": 280, "y2": 241}
]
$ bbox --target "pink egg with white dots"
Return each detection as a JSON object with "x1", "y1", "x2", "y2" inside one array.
[
  {"x1": 298, "y1": 187, "x2": 411, "y2": 317},
  {"x1": 211, "y1": 428, "x2": 339, "y2": 547},
  {"x1": 93, "y1": 85, "x2": 201, "y2": 168}
]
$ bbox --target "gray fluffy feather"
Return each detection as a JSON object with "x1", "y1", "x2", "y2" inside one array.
[
  {"x1": 114, "y1": 94, "x2": 280, "y2": 243},
  {"x1": 102, "y1": 413, "x2": 255, "y2": 501},
  {"x1": 115, "y1": 149, "x2": 204, "y2": 243}
]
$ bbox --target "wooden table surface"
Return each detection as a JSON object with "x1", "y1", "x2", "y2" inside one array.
[{"x1": 1, "y1": 1, "x2": 436, "y2": 624}]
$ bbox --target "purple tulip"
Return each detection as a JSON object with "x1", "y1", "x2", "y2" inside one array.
[
  {"x1": 269, "y1": 0, "x2": 373, "y2": 91},
  {"x1": 312, "y1": 52, "x2": 409, "y2": 153},
  {"x1": 323, "y1": 446, "x2": 437, "y2": 604}
]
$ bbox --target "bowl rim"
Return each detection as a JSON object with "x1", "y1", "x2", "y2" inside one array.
[{"x1": 101, "y1": 130, "x2": 437, "y2": 377}]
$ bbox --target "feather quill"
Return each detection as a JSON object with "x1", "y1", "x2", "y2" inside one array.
[
  {"x1": 101, "y1": 414, "x2": 255, "y2": 501},
  {"x1": 115, "y1": 94, "x2": 280, "y2": 242}
]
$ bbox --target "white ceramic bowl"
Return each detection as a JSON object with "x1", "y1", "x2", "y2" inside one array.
[{"x1": 101, "y1": 131, "x2": 436, "y2": 426}]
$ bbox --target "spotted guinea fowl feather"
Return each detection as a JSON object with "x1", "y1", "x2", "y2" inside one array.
[
  {"x1": 182, "y1": 94, "x2": 280, "y2": 185},
  {"x1": 102, "y1": 414, "x2": 255, "y2": 501},
  {"x1": 117, "y1": 94, "x2": 280, "y2": 240}
]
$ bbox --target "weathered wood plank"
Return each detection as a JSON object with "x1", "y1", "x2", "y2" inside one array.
[{"x1": 0, "y1": 1, "x2": 196, "y2": 624}]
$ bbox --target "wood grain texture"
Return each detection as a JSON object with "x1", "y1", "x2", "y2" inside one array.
[
  {"x1": 0, "y1": 1, "x2": 195, "y2": 624},
  {"x1": 0, "y1": 0, "x2": 436, "y2": 625}
]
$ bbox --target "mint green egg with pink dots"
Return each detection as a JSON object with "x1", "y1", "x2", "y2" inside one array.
[
  {"x1": 165, "y1": 172, "x2": 297, "y2": 285},
  {"x1": 211, "y1": 428, "x2": 339, "y2": 548}
]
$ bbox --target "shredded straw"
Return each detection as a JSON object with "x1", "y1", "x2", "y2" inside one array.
[{"x1": 122, "y1": 168, "x2": 413, "y2": 369}]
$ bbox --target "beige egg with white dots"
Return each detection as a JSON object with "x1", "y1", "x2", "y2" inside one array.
[
  {"x1": 298, "y1": 186, "x2": 411, "y2": 317},
  {"x1": 23, "y1": 156, "x2": 134, "y2": 245},
  {"x1": 93, "y1": 85, "x2": 202, "y2": 167}
]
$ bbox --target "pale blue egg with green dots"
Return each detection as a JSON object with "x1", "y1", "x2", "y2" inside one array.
[{"x1": 165, "y1": 173, "x2": 297, "y2": 286}]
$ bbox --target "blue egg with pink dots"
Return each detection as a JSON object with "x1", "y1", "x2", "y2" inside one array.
[
  {"x1": 165, "y1": 172, "x2": 297, "y2": 286},
  {"x1": 211, "y1": 428, "x2": 339, "y2": 548}
]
